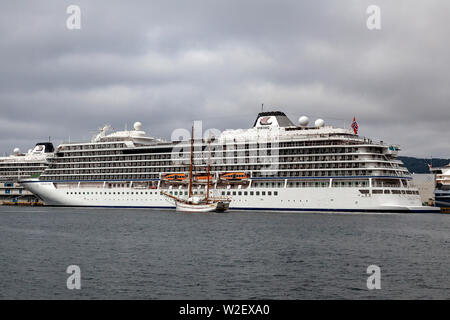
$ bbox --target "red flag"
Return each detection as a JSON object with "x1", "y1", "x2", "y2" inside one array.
[{"x1": 351, "y1": 117, "x2": 358, "y2": 134}]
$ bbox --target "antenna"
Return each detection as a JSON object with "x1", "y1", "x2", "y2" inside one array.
[{"x1": 261, "y1": 103, "x2": 264, "y2": 112}]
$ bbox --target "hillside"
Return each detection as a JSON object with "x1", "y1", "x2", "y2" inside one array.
[{"x1": 398, "y1": 156, "x2": 450, "y2": 174}]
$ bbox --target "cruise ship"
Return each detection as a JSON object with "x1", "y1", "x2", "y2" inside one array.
[
  {"x1": 21, "y1": 111, "x2": 438, "y2": 213},
  {"x1": 0, "y1": 142, "x2": 54, "y2": 204},
  {"x1": 430, "y1": 164, "x2": 450, "y2": 208}
]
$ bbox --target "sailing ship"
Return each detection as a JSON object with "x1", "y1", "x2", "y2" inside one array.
[{"x1": 162, "y1": 125, "x2": 231, "y2": 212}]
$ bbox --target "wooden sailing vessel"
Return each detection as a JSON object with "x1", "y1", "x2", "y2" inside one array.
[{"x1": 162, "y1": 125, "x2": 231, "y2": 212}]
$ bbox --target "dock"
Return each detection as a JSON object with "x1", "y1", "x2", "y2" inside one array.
[{"x1": 1, "y1": 201, "x2": 44, "y2": 206}]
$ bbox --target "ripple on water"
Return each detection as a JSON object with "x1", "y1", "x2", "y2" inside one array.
[{"x1": 0, "y1": 206, "x2": 449, "y2": 299}]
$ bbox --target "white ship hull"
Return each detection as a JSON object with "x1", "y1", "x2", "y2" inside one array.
[{"x1": 21, "y1": 179, "x2": 439, "y2": 213}]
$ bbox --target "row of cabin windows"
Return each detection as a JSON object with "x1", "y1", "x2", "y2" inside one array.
[
  {"x1": 67, "y1": 191, "x2": 156, "y2": 195},
  {"x1": 360, "y1": 189, "x2": 419, "y2": 195},
  {"x1": 61, "y1": 143, "x2": 124, "y2": 151},
  {"x1": 50, "y1": 154, "x2": 379, "y2": 167},
  {"x1": 45, "y1": 171, "x2": 407, "y2": 182},
  {"x1": 55, "y1": 145, "x2": 383, "y2": 161},
  {"x1": 44, "y1": 168, "x2": 394, "y2": 176},
  {"x1": 44, "y1": 174, "x2": 160, "y2": 180},
  {"x1": 221, "y1": 190, "x2": 278, "y2": 196},
  {"x1": 66, "y1": 190, "x2": 279, "y2": 197},
  {"x1": 0, "y1": 164, "x2": 46, "y2": 168}
]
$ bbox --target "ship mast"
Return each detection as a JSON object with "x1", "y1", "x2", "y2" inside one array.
[
  {"x1": 188, "y1": 124, "x2": 194, "y2": 198},
  {"x1": 206, "y1": 139, "x2": 211, "y2": 203}
]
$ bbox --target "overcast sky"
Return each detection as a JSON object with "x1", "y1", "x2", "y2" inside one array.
[{"x1": 0, "y1": 0, "x2": 449, "y2": 157}]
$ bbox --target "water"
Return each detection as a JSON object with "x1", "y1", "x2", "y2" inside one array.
[{"x1": 0, "y1": 206, "x2": 449, "y2": 299}]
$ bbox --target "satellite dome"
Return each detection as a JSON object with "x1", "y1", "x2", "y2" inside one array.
[
  {"x1": 13, "y1": 148, "x2": 20, "y2": 155},
  {"x1": 298, "y1": 116, "x2": 309, "y2": 127},
  {"x1": 315, "y1": 118, "x2": 325, "y2": 128},
  {"x1": 133, "y1": 122, "x2": 142, "y2": 131}
]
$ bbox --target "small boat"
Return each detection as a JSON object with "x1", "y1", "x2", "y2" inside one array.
[
  {"x1": 162, "y1": 173, "x2": 187, "y2": 182},
  {"x1": 219, "y1": 172, "x2": 249, "y2": 182},
  {"x1": 162, "y1": 126, "x2": 231, "y2": 212},
  {"x1": 175, "y1": 197, "x2": 218, "y2": 212},
  {"x1": 162, "y1": 193, "x2": 230, "y2": 212},
  {"x1": 193, "y1": 174, "x2": 215, "y2": 183}
]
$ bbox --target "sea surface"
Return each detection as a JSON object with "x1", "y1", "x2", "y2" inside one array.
[{"x1": 0, "y1": 206, "x2": 449, "y2": 299}]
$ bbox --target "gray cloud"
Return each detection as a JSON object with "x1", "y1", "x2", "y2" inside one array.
[{"x1": 0, "y1": 0, "x2": 449, "y2": 157}]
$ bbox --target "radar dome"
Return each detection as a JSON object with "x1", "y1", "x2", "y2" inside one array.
[
  {"x1": 133, "y1": 122, "x2": 142, "y2": 131},
  {"x1": 298, "y1": 116, "x2": 309, "y2": 127},
  {"x1": 13, "y1": 148, "x2": 20, "y2": 155},
  {"x1": 314, "y1": 118, "x2": 325, "y2": 128}
]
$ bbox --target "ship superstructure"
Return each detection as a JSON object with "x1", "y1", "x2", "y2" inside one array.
[
  {"x1": 430, "y1": 164, "x2": 450, "y2": 208},
  {"x1": 21, "y1": 112, "x2": 438, "y2": 212},
  {"x1": 0, "y1": 142, "x2": 54, "y2": 204}
]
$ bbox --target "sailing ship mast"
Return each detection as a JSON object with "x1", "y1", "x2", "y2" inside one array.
[
  {"x1": 161, "y1": 123, "x2": 230, "y2": 212},
  {"x1": 188, "y1": 124, "x2": 194, "y2": 198},
  {"x1": 206, "y1": 139, "x2": 211, "y2": 203}
]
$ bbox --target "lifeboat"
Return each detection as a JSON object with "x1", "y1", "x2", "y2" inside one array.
[
  {"x1": 163, "y1": 173, "x2": 187, "y2": 182},
  {"x1": 193, "y1": 174, "x2": 215, "y2": 183},
  {"x1": 219, "y1": 172, "x2": 249, "y2": 182}
]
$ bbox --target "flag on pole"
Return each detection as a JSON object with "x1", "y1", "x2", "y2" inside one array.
[{"x1": 351, "y1": 117, "x2": 358, "y2": 134}]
